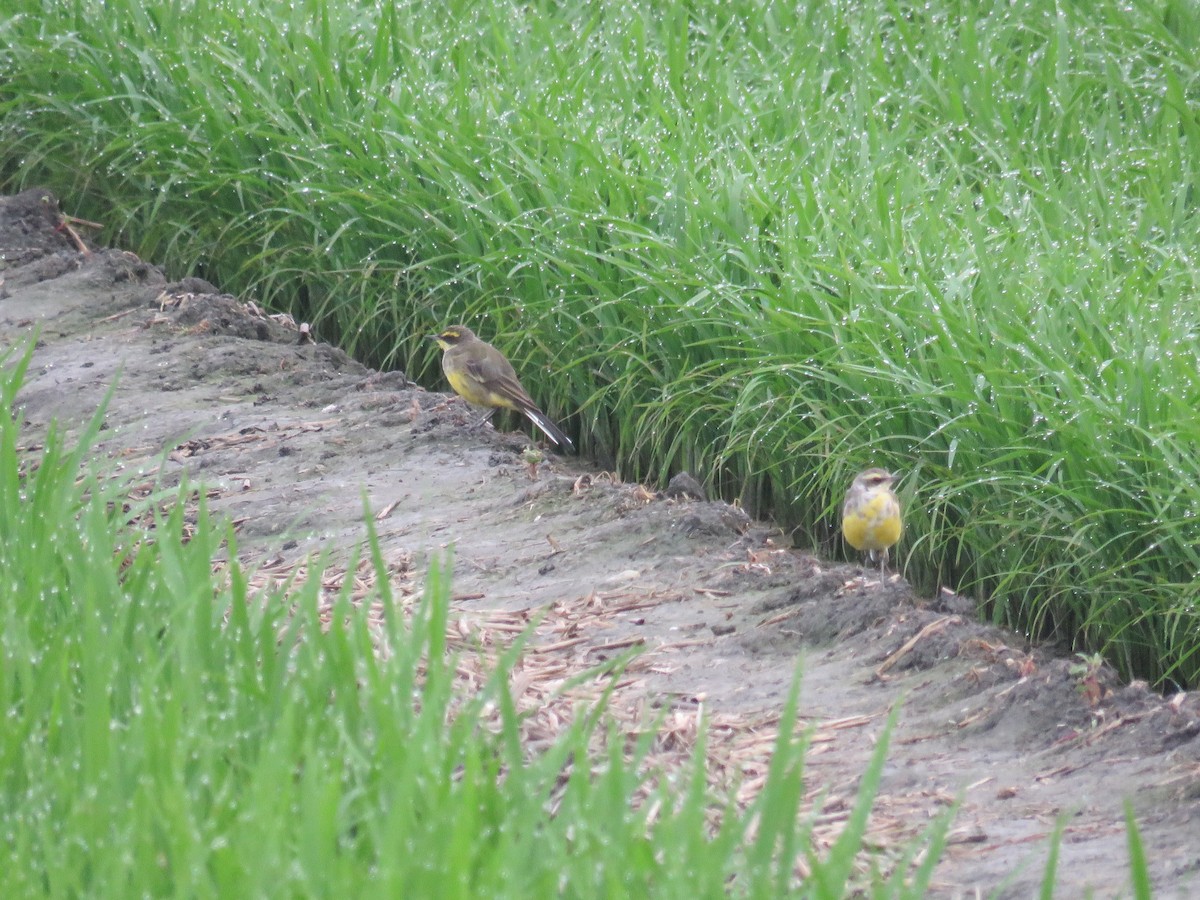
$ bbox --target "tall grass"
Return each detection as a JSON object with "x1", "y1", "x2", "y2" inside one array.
[
  {"x1": 2, "y1": 0, "x2": 1199, "y2": 685},
  {"x1": 0, "y1": 342, "x2": 957, "y2": 896}
]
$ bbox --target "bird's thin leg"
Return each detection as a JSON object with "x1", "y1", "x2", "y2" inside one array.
[{"x1": 469, "y1": 407, "x2": 497, "y2": 430}]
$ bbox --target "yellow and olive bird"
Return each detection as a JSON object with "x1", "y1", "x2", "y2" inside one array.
[
  {"x1": 841, "y1": 468, "x2": 902, "y2": 573},
  {"x1": 429, "y1": 324, "x2": 575, "y2": 452}
]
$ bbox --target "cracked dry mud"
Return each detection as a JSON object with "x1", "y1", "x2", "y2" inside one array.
[{"x1": 3, "y1": 188, "x2": 1199, "y2": 898}]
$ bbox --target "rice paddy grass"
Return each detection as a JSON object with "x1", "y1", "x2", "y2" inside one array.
[{"x1": 2, "y1": 0, "x2": 1198, "y2": 689}]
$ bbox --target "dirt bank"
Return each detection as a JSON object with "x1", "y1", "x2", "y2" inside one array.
[{"x1": 3, "y1": 188, "x2": 1198, "y2": 897}]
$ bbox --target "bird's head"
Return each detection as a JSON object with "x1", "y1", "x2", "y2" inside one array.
[
  {"x1": 854, "y1": 467, "x2": 896, "y2": 490},
  {"x1": 428, "y1": 324, "x2": 475, "y2": 350}
]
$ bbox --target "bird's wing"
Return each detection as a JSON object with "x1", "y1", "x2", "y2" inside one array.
[{"x1": 466, "y1": 356, "x2": 536, "y2": 408}]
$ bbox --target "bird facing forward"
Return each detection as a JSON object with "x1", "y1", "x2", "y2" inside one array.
[
  {"x1": 841, "y1": 467, "x2": 902, "y2": 573},
  {"x1": 429, "y1": 324, "x2": 574, "y2": 452}
]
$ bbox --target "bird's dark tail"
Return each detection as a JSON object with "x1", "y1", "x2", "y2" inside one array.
[{"x1": 523, "y1": 407, "x2": 575, "y2": 452}]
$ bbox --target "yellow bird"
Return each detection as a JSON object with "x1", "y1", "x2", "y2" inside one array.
[
  {"x1": 429, "y1": 324, "x2": 575, "y2": 452},
  {"x1": 841, "y1": 467, "x2": 902, "y2": 572}
]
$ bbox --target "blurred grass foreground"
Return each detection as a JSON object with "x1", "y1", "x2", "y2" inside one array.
[{"x1": 2, "y1": 0, "x2": 1199, "y2": 686}]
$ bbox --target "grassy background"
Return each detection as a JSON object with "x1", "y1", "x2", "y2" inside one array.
[{"x1": 2, "y1": 0, "x2": 1199, "y2": 686}]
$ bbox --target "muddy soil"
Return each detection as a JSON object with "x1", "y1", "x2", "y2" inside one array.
[{"x1": 3, "y1": 188, "x2": 1199, "y2": 898}]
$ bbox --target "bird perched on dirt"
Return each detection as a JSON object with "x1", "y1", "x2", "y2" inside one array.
[
  {"x1": 841, "y1": 467, "x2": 902, "y2": 573},
  {"x1": 429, "y1": 324, "x2": 575, "y2": 452}
]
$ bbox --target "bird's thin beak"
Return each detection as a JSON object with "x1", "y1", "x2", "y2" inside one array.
[{"x1": 426, "y1": 333, "x2": 440, "y2": 341}]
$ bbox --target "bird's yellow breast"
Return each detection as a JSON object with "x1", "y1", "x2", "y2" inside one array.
[
  {"x1": 445, "y1": 367, "x2": 516, "y2": 411},
  {"x1": 843, "y1": 491, "x2": 902, "y2": 551}
]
